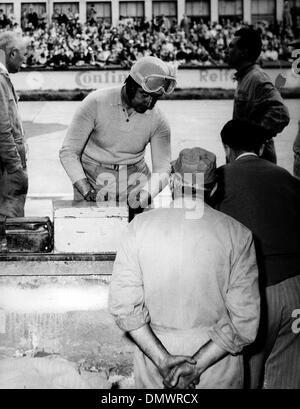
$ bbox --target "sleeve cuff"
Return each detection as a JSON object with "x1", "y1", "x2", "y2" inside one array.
[
  {"x1": 208, "y1": 321, "x2": 250, "y2": 355},
  {"x1": 73, "y1": 178, "x2": 91, "y2": 197},
  {"x1": 115, "y1": 310, "x2": 150, "y2": 332},
  {"x1": 7, "y1": 164, "x2": 23, "y2": 174}
]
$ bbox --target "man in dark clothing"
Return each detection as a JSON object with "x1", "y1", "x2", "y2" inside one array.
[
  {"x1": 0, "y1": 9, "x2": 8, "y2": 29},
  {"x1": 57, "y1": 10, "x2": 69, "y2": 26},
  {"x1": 27, "y1": 8, "x2": 39, "y2": 29},
  {"x1": 212, "y1": 119, "x2": 300, "y2": 389},
  {"x1": 225, "y1": 27, "x2": 290, "y2": 163}
]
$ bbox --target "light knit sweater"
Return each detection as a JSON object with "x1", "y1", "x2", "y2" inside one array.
[{"x1": 59, "y1": 86, "x2": 171, "y2": 197}]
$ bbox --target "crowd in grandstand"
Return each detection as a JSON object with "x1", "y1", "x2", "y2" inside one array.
[{"x1": 0, "y1": 3, "x2": 299, "y2": 68}]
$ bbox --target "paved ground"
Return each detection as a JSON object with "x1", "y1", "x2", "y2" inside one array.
[{"x1": 20, "y1": 99, "x2": 300, "y2": 217}]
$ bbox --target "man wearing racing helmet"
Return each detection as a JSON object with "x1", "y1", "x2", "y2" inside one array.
[{"x1": 60, "y1": 56, "x2": 176, "y2": 219}]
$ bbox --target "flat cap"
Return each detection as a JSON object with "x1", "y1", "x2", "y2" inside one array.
[{"x1": 171, "y1": 147, "x2": 217, "y2": 188}]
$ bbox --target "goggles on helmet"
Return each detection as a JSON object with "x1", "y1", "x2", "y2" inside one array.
[{"x1": 134, "y1": 72, "x2": 177, "y2": 95}]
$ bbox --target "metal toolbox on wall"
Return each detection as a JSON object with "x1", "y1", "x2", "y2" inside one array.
[
  {"x1": 53, "y1": 201, "x2": 128, "y2": 253},
  {"x1": 0, "y1": 217, "x2": 53, "y2": 253}
]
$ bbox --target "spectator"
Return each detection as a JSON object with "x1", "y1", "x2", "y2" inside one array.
[
  {"x1": 283, "y1": 1, "x2": 293, "y2": 34},
  {"x1": 0, "y1": 32, "x2": 28, "y2": 217},
  {"x1": 39, "y1": 10, "x2": 47, "y2": 30},
  {"x1": 27, "y1": 8, "x2": 39, "y2": 30},
  {"x1": 56, "y1": 9, "x2": 69, "y2": 26},
  {"x1": 180, "y1": 13, "x2": 191, "y2": 37},
  {"x1": 7, "y1": 7, "x2": 15, "y2": 26},
  {"x1": 87, "y1": 4, "x2": 97, "y2": 25},
  {"x1": 0, "y1": 9, "x2": 8, "y2": 29},
  {"x1": 2, "y1": 15, "x2": 297, "y2": 69}
]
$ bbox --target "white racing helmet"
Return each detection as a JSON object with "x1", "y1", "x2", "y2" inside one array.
[{"x1": 129, "y1": 56, "x2": 177, "y2": 95}]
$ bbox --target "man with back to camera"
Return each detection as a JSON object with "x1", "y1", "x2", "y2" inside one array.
[
  {"x1": 225, "y1": 27, "x2": 290, "y2": 163},
  {"x1": 59, "y1": 56, "x2": 176, "y2": 220},
  {"x1": 0, "y1": 31, "x2": 28, "y2": 217},
  {"x1": 212, "y1": 119, "x2": 300, "y2": 389},
  {"x1": 109, "y1": 147, "x2": 260, "y2": 389}
]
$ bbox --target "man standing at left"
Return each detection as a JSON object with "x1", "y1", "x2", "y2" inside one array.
[{"x1": 0, "y1": 32, "x2": 28, "y2": 217}]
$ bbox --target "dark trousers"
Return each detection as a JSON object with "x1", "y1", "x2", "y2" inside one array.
[
  {"x1": 244, "y1": 274, "x2": 300, "y2": 389},
  {"x1": 0, "y1": 167, "x2": 28, "y2": 217}
]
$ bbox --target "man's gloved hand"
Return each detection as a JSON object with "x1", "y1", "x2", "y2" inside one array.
[
  {"x1": 136, "y1": 189, "x2": 152, "y2": 209},
  {"x1": 73, "y1": 178, "x2": 97, "y2": 202},
  {"x1": 5, "y1": 167, "x2": 28, "y2": 195},
  {"x1": 84, "y1": 189, "x2": 97, "y2": 202}
]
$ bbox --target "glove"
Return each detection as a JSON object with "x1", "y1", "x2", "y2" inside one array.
[
  {"x1": 9, "y1": 167, "x2": 28, "y2": 194},
  {"x1": 84, "y1": 189, "x2": 97, "y2": 202},
  {"x1": 73, "y1": 178, "x2": 97, "y2": 202}
]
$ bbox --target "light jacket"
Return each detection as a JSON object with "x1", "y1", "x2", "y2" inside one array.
[
  {"x1": 0, "y1": 64, "x2": 26, "y2": 173},
  {"x1": 109, "y1": 202, "x2": 260, "y2": 388}
]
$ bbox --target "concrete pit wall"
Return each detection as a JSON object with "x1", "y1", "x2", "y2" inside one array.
[{"x1": 0, "y1": 257, "x2": 134, "y2": 389}]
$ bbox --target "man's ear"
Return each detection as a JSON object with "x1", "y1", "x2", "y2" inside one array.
[
  {"x1": 259, "y1": 144, "x2": 265, "y2": 157},
  {"x1": 223, "y1": 143, "x2": 231, "y2": 158},
  {"x1": 0, "y1": 49, "x2": 6, "y2": 66},
  {"x1": 209, "y1": 182, "x2": 218, "y2": 197}
]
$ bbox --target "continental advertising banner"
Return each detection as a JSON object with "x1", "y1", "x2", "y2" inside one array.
[{"x1": 11, "y1": 67, "x2": 300, "y2": 91}]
